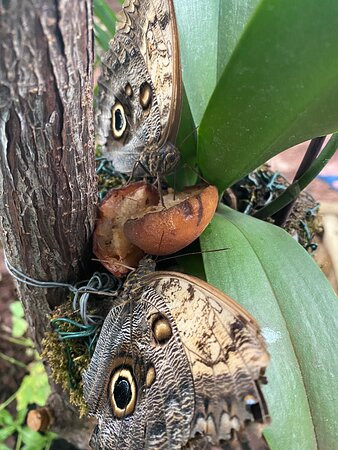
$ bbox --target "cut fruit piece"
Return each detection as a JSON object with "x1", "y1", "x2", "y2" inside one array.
[
  {"x1": 93, "y1": 182, "x2": 159, "y2": 277},
  {"x1": 124, "y1": 185, "x2": 218, "y2": 255}
]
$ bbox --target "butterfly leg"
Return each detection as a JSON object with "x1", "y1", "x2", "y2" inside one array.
[
  {"x1": 126, "y1": 158, "x2": 166, "y2": 207},
  {"x1": 126, "y1": 161, "x2": 139, "y2": 185},
  {"x1": 126, "y1": 160, "x2": 152, "y2": 185},
  {"x1": 157, "y1": 173, "x2": 165, "y2": 207}
]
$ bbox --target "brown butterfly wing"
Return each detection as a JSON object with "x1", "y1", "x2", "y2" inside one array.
[
  {"x1": 96, "y1": 0, "x2": 181, "y2": 173},
  {"x1": 83, "y1": 281, "x2": 196, "y2": 449},
  {"x1": 118, "y1": 0, "x2": 182, "y2": 145},
  {"x1": 145, "y1": 271, "x2": 270, "y2": 449},
  {"x1": 83, "y1": 258, "x2": 270, "y2": 450}
]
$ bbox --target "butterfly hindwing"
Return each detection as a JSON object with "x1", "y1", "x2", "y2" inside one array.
[
  {"x1": 146, "y1": 271, "x2": 270, "y2": 448},
  {"x1": 117, "y1": 0, "x2": 182, "y2": 144}
]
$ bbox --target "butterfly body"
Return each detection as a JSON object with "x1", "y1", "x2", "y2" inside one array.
[
  {"x1": 96, "y1": 0, "x2": 182, "y2": 177},
  {"x1": 83, "y1": 258, "x2": 270, "y2": 449}
]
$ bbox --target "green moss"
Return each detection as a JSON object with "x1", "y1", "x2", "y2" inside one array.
[
  {"x1": 97, "y1": 172, "x2": 122, "y2": 197},
  {"x1": 41, "y1": 299, "x2": 92, "y2": 417}
]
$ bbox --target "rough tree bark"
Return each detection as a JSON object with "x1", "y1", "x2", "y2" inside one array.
[{"x1": 0, "y1": 0, "x2": 96, "y2": 447}]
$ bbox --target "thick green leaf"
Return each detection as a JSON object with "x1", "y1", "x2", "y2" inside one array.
[
  {"x1": 174, "y1": 0, "x2": 259, "y2": 125},
  {"x1": 173, "y1": 0, "x2": 260, "y2": 188},
  {"x1": 198, "y1": 0, "x2": 338, "y2": 190},
  {"x1": 94, "y1": 23, "x2": 111, "y2": 52},
  {"x1": 200, "y1": 205, "x2": 337, "y2": 449}
]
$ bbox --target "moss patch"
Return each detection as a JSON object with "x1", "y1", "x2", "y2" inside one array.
[{"x1": 42, "y1": 299, "x2": 92, "y2": 417}]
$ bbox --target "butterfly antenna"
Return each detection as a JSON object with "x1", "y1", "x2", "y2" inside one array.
[
  {"x1": 175, "y1": 124, "x2": 217, "y2": 186},
  {"x1": 183, "y1": 159, "x2": 211, "y2": 185},
  {"x1": 156, "y1": 173, "x2": 166, "y2": 207},
  {"x1": 126, "y1": 160, "x2": 140, "y2": 185},
  {"x1": 177, "y1": 124, "x2": 200, "y2": 148},
  {"x1": 158, "y1": 248, "x2": 229, "y2": 263},
  {"x1": 91, "y1": 257, "x2": 136, "y2": 272},
  {"x1": 173, "y1": 166, "x2": 177, "y2": 200}
]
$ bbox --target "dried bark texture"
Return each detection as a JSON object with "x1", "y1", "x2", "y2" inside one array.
[{"x1": 0, "y1": 0, "x2": 96, "y2": 447}]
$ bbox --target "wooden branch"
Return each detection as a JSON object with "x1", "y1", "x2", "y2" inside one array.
[{"x1": 0, "y1": 0, "x2": 96, "y2": 446}]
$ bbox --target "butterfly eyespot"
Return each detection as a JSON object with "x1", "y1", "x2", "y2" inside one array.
[
  {"x1": 111, "y1": 102, "x2": 127, "y2": 139},
  {"x1": 146, "y1": 364, "x2": 156, "y2": 387},
  {"x1": 151, "y1": 313, "x2": 172, "y2": 345},
  {"x1": 125, "y1": 83, "x2": 133, "y2": 97},
  {"x1": 139, "y1": 81, "x2": 152, "y2": 110},
  {"x1": 109, "y1": 367, "x2": 137, "y2": 418}
]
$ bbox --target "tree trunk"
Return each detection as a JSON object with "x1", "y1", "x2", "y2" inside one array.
[{"x1": 0, "y1": 0, "x2": 96, "y2": 447}]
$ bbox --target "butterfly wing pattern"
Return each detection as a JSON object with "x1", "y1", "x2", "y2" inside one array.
[
  {"x1": 83, "y1": 259, "x2": 270, "y2": 449},
  {"x1": 83, "y1": 262, "x2": 196, "y2": 449},
  {"x1": 148, "y1": 272, "x2": 270, "y2": 449},
  {"x1": 96, "y1": 0, "x2": 182, "y2": 176}
]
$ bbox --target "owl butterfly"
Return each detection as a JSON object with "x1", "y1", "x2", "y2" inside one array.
[
  {"x1": 83, "y1": 257, "x2": 270, "y2": 449},
  {"x1": 96, "y1": 0, "x2": 182, "y2": 178}
]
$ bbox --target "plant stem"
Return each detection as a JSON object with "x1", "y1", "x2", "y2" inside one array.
[
  {"x1": 254, "y1": 134, "x2": 338, "y2": 220},
  {"x1": 0, "y1": 351, "x2": 29, "y2": 369},
  {"x1": 15, "y1": 433, "x2": 22, "y2": 450},
  {"x1": 0, "y1": 333, "x2": 33, "y2": 348},
  {"x1": 273, "y1": 136, "x2": 325, "y2": 227},
  {"x1": 0, "y1": 391, "x2": 17, "y2": 412}
]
